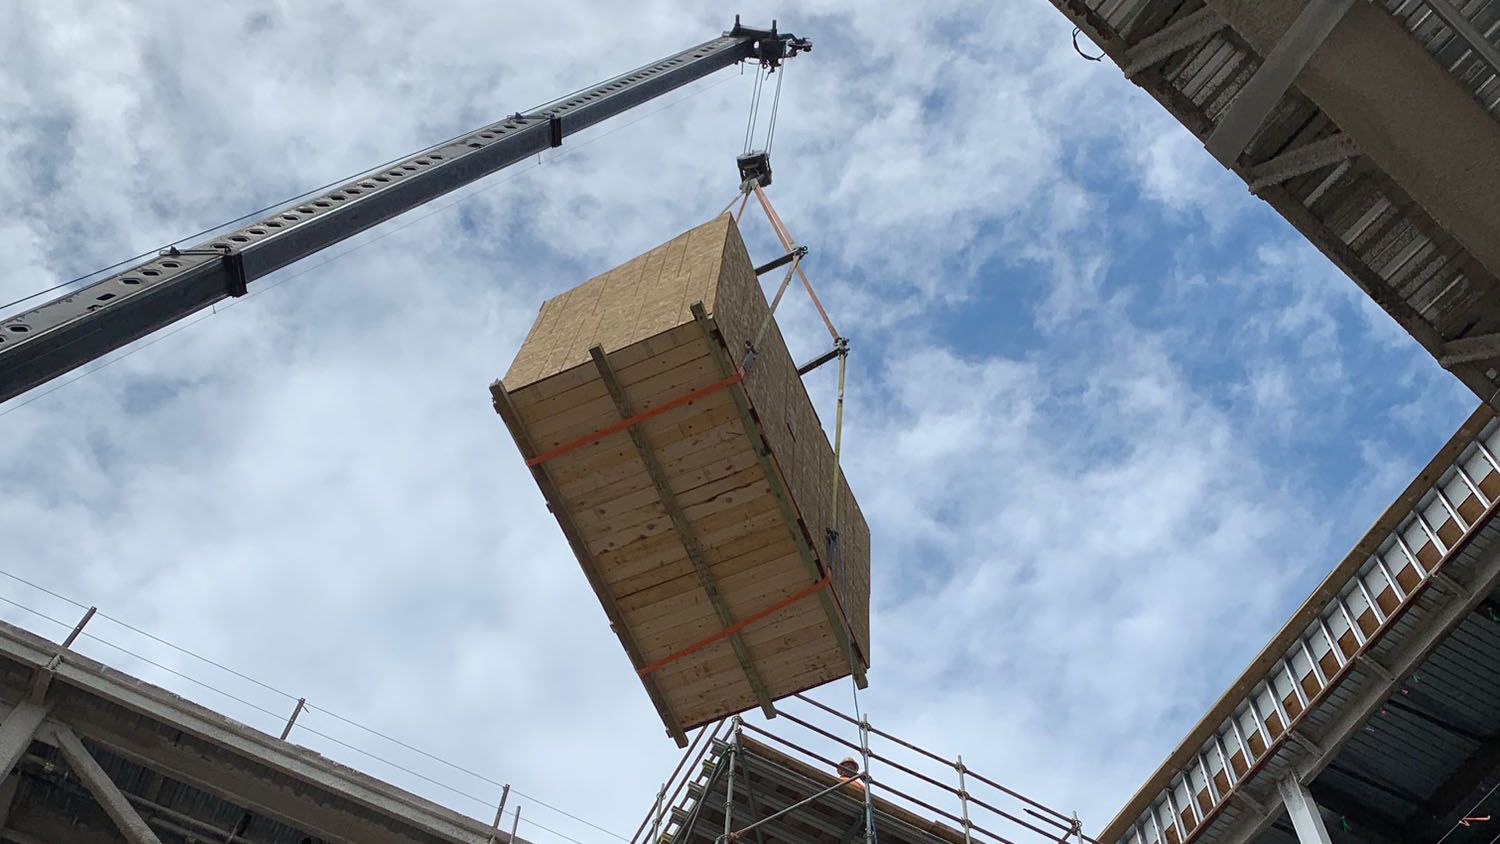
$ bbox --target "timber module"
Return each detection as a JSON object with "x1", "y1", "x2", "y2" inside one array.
[
  {"x1": 0, "y1": 15, "x2": 1093, "y2": 844},
  {"x1": 491, "y1": 214, "x2": 872, "y2": 744}
]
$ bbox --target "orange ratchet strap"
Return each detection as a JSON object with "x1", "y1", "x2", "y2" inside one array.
[
  {"x1": 637, "y1": 574, "x2": 832, "y2": 677},
  {"x1": 525, "y1": 370, "x2": 743, "y2": 467}
]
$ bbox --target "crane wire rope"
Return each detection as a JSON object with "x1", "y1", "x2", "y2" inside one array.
[
  {"x1": 0, "y1": 564, "x2": 631, "y2": 843},
  {"x1": 763, "y1": 66, "x2": 785, "y2": 154},
  {"x1": 0, "y1": 71, "x2": 737, "y2": 421},
  {"x1": 742, "y1": 66, "x2": 768, "y2": 154}
]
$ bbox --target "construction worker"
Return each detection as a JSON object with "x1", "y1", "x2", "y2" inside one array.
[{"x1": 837, "y1": 757, "x2": 864, "y2": 792}]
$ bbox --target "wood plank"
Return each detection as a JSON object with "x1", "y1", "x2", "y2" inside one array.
[
  {"x1": 692, "y1": 303, "x2": 865, "y2": 688},
  {"x1": 570, "y1": 463, "x2": 766, "y2": 539},
  {"x1": 582, "y1": 470, "x2": 771, "y2": 552},
  {"x1": 609, "y1": 519, "x2": 796, "y2": 605},
  {"x1": 547, "y1": 406, "x2": 743, "y2": 492},
  {"x1": 524, "y1": 354, "x2": 720, "y2": 446},
  {"x1": 600, "y1": 496, "x2": 783, "y2": 590},
  {"x1": 619, "y1": 548, "x2": 805, "y2": 625},
  {"x1": 522, "y1": 341, "x2": 714, "y2": 433},
  {"x1": 625, "y1": 553, "x2": 811, "y2": 642},
  {"x1": 633, "y1": 581, "x2": 826, "y2": 669},
  {"x1": 567, "y1": 442, "x2": 758, "y2": 514},
  {"x1": 508, "y1": 323, "x2": 702, "y2": 404},
  {"x1": 662, "y1": 613, "x2": 836, "y2": 705},
  {"x1": 590, "y1": 346, "x2": 776, "y2": 718},
  {"x1": 489, "y1": 381, "x2": 689, "y2": 746}
]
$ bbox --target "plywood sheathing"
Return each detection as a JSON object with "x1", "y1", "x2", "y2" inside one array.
[{"x1": 495, "y1": 215, "x2": 870, "y2": 737}]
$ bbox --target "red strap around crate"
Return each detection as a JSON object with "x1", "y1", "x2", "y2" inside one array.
[
  {"x1": 525, "y1": 370, "x2": 744, "y2": 467},
  {"x1": 637, "y1": 574, "x2": 832, "y2": 678}
]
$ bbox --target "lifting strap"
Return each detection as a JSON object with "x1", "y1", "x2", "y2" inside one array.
[
  {"x1": 637, "y1": 574, "x2": 830, "y2": 678},
  {"x1": 523, "y1": 371, "x2": 742, "y2": 467}
]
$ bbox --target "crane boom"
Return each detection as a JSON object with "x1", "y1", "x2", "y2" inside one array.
[{"x1": 0, "y1": 19, "x2": 809, "y2": 404}]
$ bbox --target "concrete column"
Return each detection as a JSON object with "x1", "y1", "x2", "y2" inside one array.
[
  {"x1": 1277, "y1": 778, "x2": 1333, "y2": 844},
  {"x1": 51, "y1": 725, "x2": 163, "y2": 844},
  {"x1": 0, "y1": 703, "x2": 46, "y2": 777}
]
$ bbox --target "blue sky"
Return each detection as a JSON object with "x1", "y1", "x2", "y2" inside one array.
[{"x1": 0, "y1": 2, "x2": 1479, "y2": 842}]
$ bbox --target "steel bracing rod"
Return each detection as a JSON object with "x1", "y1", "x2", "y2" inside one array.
[{"x1": 0, "y1": 22, "x2": 805, "y2": 403}]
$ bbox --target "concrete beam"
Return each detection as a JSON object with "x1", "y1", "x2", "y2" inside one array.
[
  {"x1": 1440, "y1": 333, "x2": 1500, "y2": 368},
  {"x1": 1278, "y1": 779, "x2": 1332, "y2": 844},
  {"x1": 1205, "y1": 0, "x2": 1500, "y2": 280},
  {"x1": 0, "y1": 620, "x2": 501, "y2": 844},
  {"x1": 1204, "y1": 0, "x2": 1355, "y2": 165},
  {"x1": 0, "y1": 705, "x2": 45, "y2": 778},
  {"x1": 1121, "y1": 8, "x2": 1227, "y2": 77},
  {"x1": 50, "y1": 725, "x2": 162, "y2": 844},
  {"x1": 1245, "y1": 133, "x2": 1359, "y2": 193}
]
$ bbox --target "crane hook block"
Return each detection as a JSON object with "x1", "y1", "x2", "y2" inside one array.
[{"x1": 737, "y1": 151, "x2": 772, "y2": 188}]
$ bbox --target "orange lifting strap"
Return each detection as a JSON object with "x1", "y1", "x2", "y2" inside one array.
[
  {"x1": 637, "y1": 574, "x2": 832, "y2": 678},
  {"x1": 524, "y1": 370, "x2": 744, "y2": 467}
]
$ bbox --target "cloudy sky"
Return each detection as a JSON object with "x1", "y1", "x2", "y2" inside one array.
[{"x1": 0, "y1": 1, "x2": 1480, "y2": 842}]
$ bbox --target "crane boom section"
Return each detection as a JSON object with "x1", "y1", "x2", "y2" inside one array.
[{"x1": 0, "y1": 22, "x2": 807, "y2": 403}]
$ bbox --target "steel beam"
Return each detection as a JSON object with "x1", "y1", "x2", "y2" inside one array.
[
  {"x1": 1205, "y1": 0, "x2": 1356, "y2": 165},
  {"x1": 588, "y1": 345, "x2": 777, "y2": 718},
  {"x1": 50, "y1": 725, "x2": 162, "y2": 844},
  {"x1": 1404, "y1": 728, "x2": 1500, "y2": 839},
  {"x1": 1277, "y1": 779, "x2": 1331, "y2": 844}
]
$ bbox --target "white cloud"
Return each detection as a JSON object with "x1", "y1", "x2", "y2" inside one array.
[{"x1": 0, "y1": 1, "x2": 1473, "y2": 842}]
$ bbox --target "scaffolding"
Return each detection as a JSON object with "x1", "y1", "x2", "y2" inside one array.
[{"x1": 630, "y1": 695, "x2": 1093, "y2": 844}]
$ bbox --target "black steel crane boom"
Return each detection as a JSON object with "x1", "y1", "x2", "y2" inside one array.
[{"x1": 0, "y1": 19, "x2": 809, "y2": 404}]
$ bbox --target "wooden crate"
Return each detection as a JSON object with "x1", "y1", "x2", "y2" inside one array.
[{"x1": 490, "y1": 214, "x2": 870, "y2": 744}]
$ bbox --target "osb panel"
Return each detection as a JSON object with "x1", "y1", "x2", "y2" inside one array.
[
  {"x1": 498, "y1": 214, "x2": 870, "y2": 734},
  {"x1": 707, "y1": 216, "x2": 872, "y2": 666},
  {"x1": 503, "y1": 222, "x2": 729, "y2": 390}
]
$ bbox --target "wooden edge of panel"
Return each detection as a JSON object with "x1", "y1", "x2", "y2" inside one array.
[
  {"x1": 489, "y1": 378, "x2": 690, "y2": 747},
  {"x1": 687, "y1": 303, "x2": 868, "y2": 690}
]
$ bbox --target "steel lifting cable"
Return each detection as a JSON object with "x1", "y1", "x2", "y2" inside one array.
[
  {"x1": 742, "y1": 67, "x2": 767, "y2": 154},
  {"x1": 763, "y1": 67, "x2": 785, "y2": 154}
]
